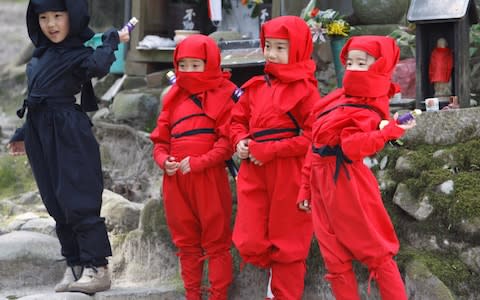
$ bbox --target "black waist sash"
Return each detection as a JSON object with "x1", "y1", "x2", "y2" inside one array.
[{"x1": 312, "y1": 145, "x2": 352, "y2": 183}]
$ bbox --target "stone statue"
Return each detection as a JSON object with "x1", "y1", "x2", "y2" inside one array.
[{"x1": 429, "y1": 37, "x2": 453, "y2": 97}]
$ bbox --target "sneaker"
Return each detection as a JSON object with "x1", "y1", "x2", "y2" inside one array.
[
  {"x1": 54, "y1": 266, "x2": 83, "y2": 293},
  {"x1": 68, "y1": 266, "x2": 111, "y2": 294},
  {"x1": 266, "y1": 268, "x2": 274, "y2": 299}
]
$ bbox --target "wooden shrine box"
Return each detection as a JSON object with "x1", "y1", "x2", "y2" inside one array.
[
  {"x1": 407, "y1": 0, "x2": 478, "y2": 108},
  {"x1": 126, "y1": 0, "x2": 172, "y2": 76}
]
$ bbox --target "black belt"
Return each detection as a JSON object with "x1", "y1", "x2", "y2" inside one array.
[
  {"x1": 17, "y1": 98, "x2": 78, "y2": 118},
  {"x1": 171, "y1": 128, "x2": 215, "y2": 139},
  {"x1": 312, "y1": 145, "x2": 352, "y2": 183},
  {"x1": 252, "y1": 128, "x2": 300, "y2": 143}
]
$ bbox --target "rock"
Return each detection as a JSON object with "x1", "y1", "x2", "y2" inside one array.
[
  {"x1": 111, "y1": 91, "x2": 159, "y2": 131},
  {"x1": 15, "y1": 286, "x2": 184, "y2": 300},
  {"x1": 0, "y1": 231, "x2": 63, "y2": 290},
  {"x1": 111, "y1": 229, "x2": 178, "y2": 286},
  {"x1": 93, "y1": 121, "x2": 162, "y2": 203},
  {"x1": 405, "y1": 259, "x2": 455, "y2": 300},
  {"x1": 379, "y1": 155, "x2": 388, "y2": 170},
  {"x1": 403, "y1": 107, "x2": 480, "y2": 145},
  {"x1": 458, "y1": 217, "x2": 480, "y2": 237},
  {"x1": 122, "y1": 76, "x2": 147, "y2": 90},
  {"x1": 352, "y1": 0, "x2": 409, "y2": 25},
  {"x1": 393, "y1": 184, "x2": 434, "y2": 221},
  {"x1": 460, "y1": 247, "x2": 480, "y2": 274},
  {"x1": 395, "y1": 155, "x2": 413, "y2": 173},
  {"x1": 376, "y1": 170, "x2": 397, "y2": 193},
  {"x1": 436, "y1": 180, "x2": 454, "y2": 195},
  {"x1": 101, "y1": 189, "x2": 143, "y2": 233},
  {"x1": 20, "y1": 217, "x2": 56, "y2": 236},
  {"x1": 19, "y1": 293, "x2": 92, "y2": 300}
]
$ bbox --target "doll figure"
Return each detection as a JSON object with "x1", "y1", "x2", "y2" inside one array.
[{"x1": 429, "y1": 37, "x2": 453, "y2": 97}]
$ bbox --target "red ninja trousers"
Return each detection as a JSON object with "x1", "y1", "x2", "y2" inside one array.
[
  {"x1": 163, "y1": 165, "x2": 233, "y2": 300},
  {"x1": 233, "y1": 157, "x2": 313, "y2": 300},
  {"x1": 309, "y1": 157, "x2": 407, "y2": 300}
]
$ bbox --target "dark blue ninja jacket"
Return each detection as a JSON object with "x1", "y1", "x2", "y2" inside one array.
[{"x1": 11, "y1": 0, "x2": 120, "y2": 142}]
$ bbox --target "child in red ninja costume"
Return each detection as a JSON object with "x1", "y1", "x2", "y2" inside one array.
[
  {"x1": 298, "y1": 36, "x2": 416, "y2": 299},
  {"x1": 230, "y1": 16, "x2": 319, "y2": 300},
  {"x1": 150, "y1": 34, "x2": 236, "y2": 300}
]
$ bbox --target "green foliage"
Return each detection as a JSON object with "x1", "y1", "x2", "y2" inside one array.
[
  {"x1": 0, "y1": 155, "x2": 35, "y2": 199},
  {"x1": 397, "y1": 247, "x2": 480, "y2": 297},
  {"x1": 451, "y1": 139, "x2": 480, "y2": 171},
  {"x1": 469, "y1": 24, "x2": 480, "y2": 57}
]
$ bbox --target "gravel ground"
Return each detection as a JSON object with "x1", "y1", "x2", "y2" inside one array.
[{"x1": 0, "y1": 0, "x2": 29, "y2": 68}]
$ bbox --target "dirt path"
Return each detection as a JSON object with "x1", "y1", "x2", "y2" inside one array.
[{"x1": 0, "y1": 0, "x2": 29, "y2": 68}]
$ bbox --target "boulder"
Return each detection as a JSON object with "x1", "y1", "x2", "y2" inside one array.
[{"x1": 0, "y1": 231, "x2": 63, "y2": 289}]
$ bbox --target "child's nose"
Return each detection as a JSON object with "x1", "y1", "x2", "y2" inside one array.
[{"x1": 47, "y1": 18, "x2": 55, "y2": 27}]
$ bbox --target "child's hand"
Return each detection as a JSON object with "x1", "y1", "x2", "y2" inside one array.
[
  {"x1": 393, "y1": 112, "x2": 417, "y2": 130},
  {"x1": 164, "y1": 156, "x2": 179, "y2": 176},
  {"x1": 7, "y1": 141, "x2": 26, "y2": 156},
  {"x1": 298, "y1": 200, "x2": 311, "y2": 212},
  {"x1": 236, "y1": 139, "x2": 250, "y2": 159},
  {"x1": 248, "y1": 153, "x2": 263, "y2": 166},
  {"x1": 397, "y1": 119, "x2": 416, "y2": 130},
  {"x1": 179, "y1": 156, "x2": 191, "y2": 174},
  {"x1": 118, "y1": 28, "x2": 130, "y2": 43}
]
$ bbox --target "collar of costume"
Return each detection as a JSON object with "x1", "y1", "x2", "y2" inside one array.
[{"x1": 27, "y1": 0, "x2": 94, "y2": 55}]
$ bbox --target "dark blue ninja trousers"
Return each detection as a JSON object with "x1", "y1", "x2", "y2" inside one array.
[{"x1": 24, "y1": 102, "x2": 111, "y2": 267}]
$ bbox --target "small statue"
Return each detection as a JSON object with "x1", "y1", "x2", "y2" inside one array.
[{"x1": 429, "y1": 37, "x2": 453, "y2": 97}]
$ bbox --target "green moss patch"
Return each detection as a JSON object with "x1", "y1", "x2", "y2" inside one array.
[{"x1": 397, "y1": 247, "x2": 479, "y2": 297}]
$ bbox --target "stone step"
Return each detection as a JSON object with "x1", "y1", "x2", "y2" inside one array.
[{"x1": 1, "y1": 286, "x2": 183, "y2": 300}]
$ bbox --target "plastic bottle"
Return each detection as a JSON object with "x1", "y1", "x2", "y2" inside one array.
[
  {"x1": 397, "y1": 109, "x2": 422, "y2": 124},
  {"x1": 123, "y1": 17, "x2": 139, "y2": 33}
]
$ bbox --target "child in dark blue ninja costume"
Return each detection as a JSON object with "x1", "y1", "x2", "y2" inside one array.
[{"x1": 7, "y1": 0, "x2": 130, "y2": 294}]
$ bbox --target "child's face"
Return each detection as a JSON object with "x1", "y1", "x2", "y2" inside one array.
[
  {"x1": 178, "y1": 58, "x2": 205, "y2": 72},
  {"x1": 38, "y1": 11, "x2": 69, "y2": 44},
  {"x1": 264, "y1": 38, "x2": 289, "y2": 64},
  {"x1": 345, "y1": 50, "x2": 376, "y2": 71}
]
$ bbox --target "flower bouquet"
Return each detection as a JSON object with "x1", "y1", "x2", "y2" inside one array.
[{"x1": 300, "y1": 0, "x2": 351, "y2": 44}]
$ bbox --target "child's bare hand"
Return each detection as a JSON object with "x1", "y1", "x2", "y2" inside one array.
[
  {"x1": 164, "y1": 156, "x2": 179, "y2": 176},
  {"x1": 179, "y1": 156, "x2": 191, "y2": 174},
  {"x1": 397, "y1": 119, "x2": 416, "y2": 130},
  {"x1": 248, "y1": 153, "x2": 263, "y2": 166},
  {"x1": 236, "y1": 139, "x2": 250, "y2": 159},
  {"x1": 298, "y1": 200, "x2": 311, "y2": 212},
  {"x1": 7, "y1": 141, "x2": 26, "y2": 156},
  {"x1": 393, "y1": 112, "x2": 417, "y2": 130},
  {"x1": 118, "y1": 28, "x2": 130, "y2": 43}
]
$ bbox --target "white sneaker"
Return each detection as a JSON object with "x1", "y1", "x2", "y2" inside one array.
[
  {"x1": 68, "y1": 266, "x2": 111, "y2": 294},
  {"x1": 54, "y1": 266, "x2": 83, "y2": 293},
  {"x1": 266, "y1": 268, "x2": 274, "y2": 299}
]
